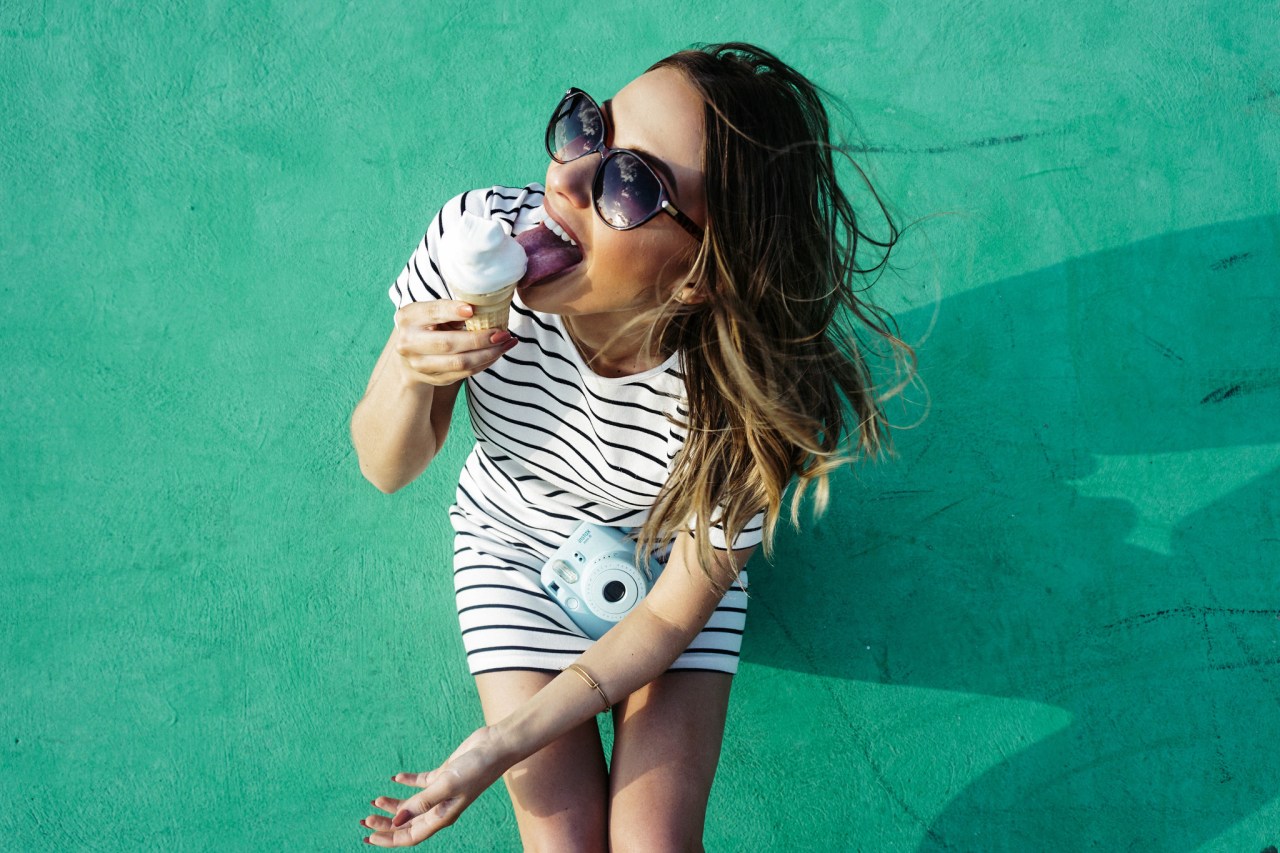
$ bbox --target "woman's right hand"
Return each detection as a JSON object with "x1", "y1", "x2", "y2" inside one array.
[{"x1": 393, "y1": 300, "x2": 518, "y2": 387}]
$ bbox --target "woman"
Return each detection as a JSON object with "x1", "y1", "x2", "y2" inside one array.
[{"x1": 351, "y1": 41, "x2": 913, "y2": 849}]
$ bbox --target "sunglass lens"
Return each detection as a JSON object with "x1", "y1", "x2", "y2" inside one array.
[
  {"x1": 548, "y1": 94, "x2": 602, "y2": 162},
  {"x1": 594, "y1": 152, "x2": 662, "y2": 229}
]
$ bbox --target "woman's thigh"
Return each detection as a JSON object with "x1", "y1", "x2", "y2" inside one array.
[
  {"x1": 607, "y1": 670, "x2": 734, "y2": 852},
  {"x1": 475, "y1": 670, "x2": 610, "y2": 853}
]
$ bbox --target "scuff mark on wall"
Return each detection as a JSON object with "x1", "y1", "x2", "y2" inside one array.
[
  {"x1": 1141, "y1": 334, "x2": 1185, "y2": 362},
  {"x1": 1209, "y1": 251, "x2": 1253, "y2": 270},
  {"x1": 857, "y1": 129, "x2": 1054, "y2": 155},
  {"x1": 1200, "y1": 369, "x2": 1280, "y2": 404}
]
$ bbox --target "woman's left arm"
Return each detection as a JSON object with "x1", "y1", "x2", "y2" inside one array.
[{"x1": 368, "y1": 531, "x2": 756, "y2": 847}]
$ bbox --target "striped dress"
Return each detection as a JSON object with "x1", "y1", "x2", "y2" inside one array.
[{"x1": 388, "y1": 183, "x2": 764, "y2": 675}]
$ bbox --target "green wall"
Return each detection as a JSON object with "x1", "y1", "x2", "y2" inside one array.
[{"x1": 3, "y1": 1, "x2": 1277, "y2": 850}]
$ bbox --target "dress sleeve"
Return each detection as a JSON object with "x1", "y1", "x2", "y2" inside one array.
[{"x1": 387, "y1": 183, "x2": 547, "y2": 310}]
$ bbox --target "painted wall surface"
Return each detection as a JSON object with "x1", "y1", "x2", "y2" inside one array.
[{"x1": 3, "y1": 1, "x2": 1277, "y2": 850}]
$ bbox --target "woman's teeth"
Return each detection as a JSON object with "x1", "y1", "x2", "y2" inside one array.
[{"x1": 543, "y1": 216, "x2": 577, "y2": 246}]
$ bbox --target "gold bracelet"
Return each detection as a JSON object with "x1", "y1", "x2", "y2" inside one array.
[{"x1": 565, "y1": 663, "x2": 611, "y2": 713}]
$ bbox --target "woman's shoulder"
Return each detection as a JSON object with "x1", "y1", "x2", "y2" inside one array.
[
  {"x1": 456, "y1": 182, "x2": 546, "y2": 234},
  {"x1": 425, "y1": 182, "x2": 546, "y2": 240},
  {"x1": 390, "y1": 182, "x2": 545, "y2": 309}
]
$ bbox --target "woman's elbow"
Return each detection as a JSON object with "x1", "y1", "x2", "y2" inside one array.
[{"x1": 356, "y1": 456, "x2": 412, "y2": 495}]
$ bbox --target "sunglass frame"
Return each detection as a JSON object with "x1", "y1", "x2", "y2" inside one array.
[{"x1": 544, "y1": 88, "x2": 704, "y2": 242}]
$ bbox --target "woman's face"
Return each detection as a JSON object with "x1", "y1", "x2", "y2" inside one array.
[{"x1": 519, "y1": 67, "x2": 707, "y2": 331}]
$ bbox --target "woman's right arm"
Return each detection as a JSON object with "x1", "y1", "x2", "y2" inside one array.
[{"x1": 350, "y1": 299, "x2": 517, "y2": 493}]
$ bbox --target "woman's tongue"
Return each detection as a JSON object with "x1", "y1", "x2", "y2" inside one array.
[{"x1": 516, "y1": 223, "x2": 584, "y2": 287}]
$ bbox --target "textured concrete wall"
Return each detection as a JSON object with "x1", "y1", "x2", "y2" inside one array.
[{"x1": 3, "y1": 1, "x2": 1277, "y2": 850}]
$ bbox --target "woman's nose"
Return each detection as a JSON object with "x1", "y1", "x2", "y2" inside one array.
[{"x1": 545, "y1": 155, "x2": 596, "y2": 212}]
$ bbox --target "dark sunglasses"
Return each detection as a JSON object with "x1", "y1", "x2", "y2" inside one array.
[{"x1": 544, "y1": 87, "x2": 704, "y2": 242}]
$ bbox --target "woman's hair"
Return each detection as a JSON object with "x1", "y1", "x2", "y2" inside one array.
[{"x1": 613, "y1": 42, "x2": 919, "y2": 585}]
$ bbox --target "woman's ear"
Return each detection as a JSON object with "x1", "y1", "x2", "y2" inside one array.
[{"x1": 675, "y1": 283, "x2": 707, "y2": 305}]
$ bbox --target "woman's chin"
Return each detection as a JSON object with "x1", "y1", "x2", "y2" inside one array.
[{"x1": 518, "y1": 263, "x2": 582, "y2": 307}]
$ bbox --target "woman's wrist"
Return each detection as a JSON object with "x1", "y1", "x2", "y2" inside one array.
[
  {"x1": 488, "y1": 718, "x2": 529, "y2": 769},
  {"x1": 489, "y1": 668, "x2": 612, "y2": 769}
]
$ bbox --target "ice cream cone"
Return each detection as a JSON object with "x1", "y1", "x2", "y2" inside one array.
[{"x1": 455, "y1": 282, "x2": 518, "y2": 331}]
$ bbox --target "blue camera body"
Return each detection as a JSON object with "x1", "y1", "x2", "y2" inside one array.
[{"x1": 540, "y1": 522, "x2": 664, "y2": 640}]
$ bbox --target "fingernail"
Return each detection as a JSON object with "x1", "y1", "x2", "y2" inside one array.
[
  {"x1": 359, "y1": 819, "x2": 368, "y2": 828},
  {"x1": 363, "y1": 838, "x2": 371, "y2": 845},
  {"x1": 370, "y1": 799, "x2": 377, "y2": 807},
  {"x1": 491, "y1": 331, "x2": 512, "y2": 344},
  {"x1": 389, "y1": 775, "x2": 397, "y2": 782}
]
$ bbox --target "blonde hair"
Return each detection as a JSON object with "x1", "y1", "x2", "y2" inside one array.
[{"x1": 601, "y1": 43, "x2": 918, "y2": 586}]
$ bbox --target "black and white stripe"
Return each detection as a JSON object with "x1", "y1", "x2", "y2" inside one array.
[{"x1": 389, "y1": 184, "x2": 765, "y2": 675}]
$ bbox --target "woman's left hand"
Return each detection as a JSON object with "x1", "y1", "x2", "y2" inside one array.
[{"x1": 362, "y1": 726, "x2": 511, "y2": 847}]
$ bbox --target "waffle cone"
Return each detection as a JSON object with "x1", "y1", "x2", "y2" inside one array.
[{"x1": 455, "y1": 283, "x2": 518, "y2": 331}]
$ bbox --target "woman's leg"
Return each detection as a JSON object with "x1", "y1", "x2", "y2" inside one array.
[
  {"x1": 606, "y1": 671, "x2": 734, "y2": 852},
  {"x1": 474, "y1": 670, "x2": 610, "y2": 853}
]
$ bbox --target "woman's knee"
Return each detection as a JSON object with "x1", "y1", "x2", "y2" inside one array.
[
  {"x1": 606, "y1": 751, "x2": 714, "y2": 851},
  {"x1": 515, "y1": 810, "x2": 608, "y2": 853},
  {"x1": 606, "y1": 814, "x2": 706, "y2": 845}
]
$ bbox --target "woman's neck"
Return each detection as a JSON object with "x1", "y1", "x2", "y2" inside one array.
[{"x1": 564, "y1": 313, "x2": 667, "y2": 378}]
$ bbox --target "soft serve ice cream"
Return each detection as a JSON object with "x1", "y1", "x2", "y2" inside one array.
[
  {"x1": 438, "y1": 206, "x2": 586, "y2": 331},
  {"x1": 438, "y1": 213, "x2": 529, "y2": 331}
]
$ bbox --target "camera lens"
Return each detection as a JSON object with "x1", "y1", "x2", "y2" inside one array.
[{"x1": 602, "y1": 580, "x2": 627, "y2": 603}]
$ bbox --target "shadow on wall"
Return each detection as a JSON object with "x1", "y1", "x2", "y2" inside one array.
[{"x1": 746, "y1": 213, "x2": 1280, "y2": 849}]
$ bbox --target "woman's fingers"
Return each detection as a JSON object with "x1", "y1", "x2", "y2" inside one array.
[
  {"x1": 381, "y1": 768, "x2": 452, "y2": 806},
  {"x1": 366, "y1": 727, "x2": 505, "y2": 845},
  {"x1": 394, "y1": 299, "x2": 475, "y2": 332},
  {"x1": 397, "y1": 341, "x2": 517, "y2": 386},
  {"x1": 362, "y1": 783, "x2": 449, "y2": 846},
  {"x1": 370, "y1": 794, "x2": 404, "y2": 812},
  {"x1": 366, "y1": 797, "x2": 466, "y2": 847},
  {"x1": 398, "y1": 333, "x2": 515, "y2": 372},
  {"x1": 361, "y1": 813, "x2": 395, "y2": 832},
  {"x1": 391, "y1": 770, "x2": 462, "y2": 827},
  {"x1": 393, "y1": 314, "x2": 518, "y2": 386},
  {"x1": 400, "y1": 327, "x2": 513, "y2": 356},
  {"x1": 389, "y1": 769, "x2": 439, "y2": 788}
]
